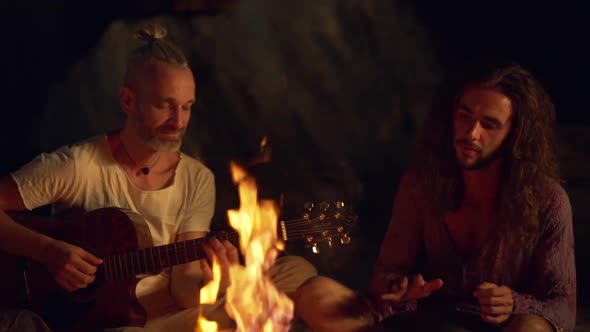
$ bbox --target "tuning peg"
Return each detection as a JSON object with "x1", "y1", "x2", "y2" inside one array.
[
  {"x1": 336, "y1": 201, "x2": 345, "y2": 209},
  {"x1": 327, "y1": 238, "x2": 333, "y2": 248},
  {"x1": 340, "y1": 233, "x2": 351, "y2": 245},
  {"x1": 303, "y1": 201, "x2": 314, "y2": 212},
  {"x1": 312, "y1": 243, "x2": 320, "y2": 254},
  {"x1": 319, "y1": 201, "x2": 330, "y2": 212}
]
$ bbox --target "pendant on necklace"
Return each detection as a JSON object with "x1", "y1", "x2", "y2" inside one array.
[{"x1": 141, "y1": 167, "x2": 150, "y2": 175}]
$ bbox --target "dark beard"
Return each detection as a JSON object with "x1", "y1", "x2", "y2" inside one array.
[{"x1": 462, "y1": 142, "x2": 506, "y2": 171}]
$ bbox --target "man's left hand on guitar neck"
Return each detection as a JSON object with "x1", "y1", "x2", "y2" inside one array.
[{"x1": 200, "y1": 237, "x2": 240, "y2": 297}]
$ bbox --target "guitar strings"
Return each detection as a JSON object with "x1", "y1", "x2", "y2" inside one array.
[
  {"x1": 104, "y1": 221, "x2": 349, "y2": 275},
  {"x1": 280, "y1": 215, "x2": 354, "y2": 227},
  {"x1": 118, "y1": 224, "x2": 346, "y2": 262},
  {"x1": 104, "y1": 225, "x2": 348, "y2": 280},
  {"x1": 107, "y1": 223, "x2": 346, "y2": 263}
]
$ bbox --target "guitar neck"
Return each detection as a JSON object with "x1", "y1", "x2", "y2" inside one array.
[
  {"x1": 101, "y1": 231, "x2": 241, "y2": 281},
  {"x1": 101, "y1": 205, "x2": 354, "y2": 281}
]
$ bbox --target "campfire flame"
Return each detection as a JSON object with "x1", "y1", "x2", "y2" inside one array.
[
  {"x1": 197, "y1": 162, "x2": 293, "y2": 332},
  {"x1": 197, "y1": 257, "x2": 222, "y2": 332}
]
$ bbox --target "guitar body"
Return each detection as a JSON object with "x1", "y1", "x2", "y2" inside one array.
[{"x1": 0, "y1": 208, "x2": 148, "y2": 332}]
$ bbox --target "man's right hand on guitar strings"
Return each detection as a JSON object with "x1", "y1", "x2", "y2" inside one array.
[{"x1": 39, "y1": 238, "x2": 103, "y2": 292}]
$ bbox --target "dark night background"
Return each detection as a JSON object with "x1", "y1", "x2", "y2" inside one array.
[{"x1": 1, "y1": 0, "x2": 589, "y2": 328}]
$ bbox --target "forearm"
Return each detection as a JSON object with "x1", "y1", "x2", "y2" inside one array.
[
  {"x1": 511, "y1": 290, "x2": 576, "y2": 331},
  {"x1": 170, "y1": 231, "x2": 209, "y2": 308},
  {"x1": 0, "y1": 209, "x2": 54, "y2": 262},
  {"x1": 369, "y1": 171, "x2": 425, "y2": 318},
  {"x1": 170, "y1": 260, "x2": 205, "y2": 308}
]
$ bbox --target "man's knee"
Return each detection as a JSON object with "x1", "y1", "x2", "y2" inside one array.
[
  {"x1": 269, "y1": 255, "x2": 318, "y2": 296},
  {"x1": 294, "y1": 276, "x2": 375, "y2": 332},
  {"x1": 293, "y1": 276, "x2": 339, "y2": 330},
  {"x1": 0, "y1": 310, "x2": 51, "y2": 332},
  {"x1": 503, "y1": 314, "x2": 554, "y2": 332},
  {"x1": 294, "y1": 275, "x2": 349, "y2": 303}
]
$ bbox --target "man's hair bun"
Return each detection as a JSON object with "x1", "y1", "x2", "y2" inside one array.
[{"x1": 135, "y1": 24, "x2": 168, "y2": 42}]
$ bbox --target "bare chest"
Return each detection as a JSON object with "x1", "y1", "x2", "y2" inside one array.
[{"x1": 445, "y1": 207, "x2": 497, "y2": 258}]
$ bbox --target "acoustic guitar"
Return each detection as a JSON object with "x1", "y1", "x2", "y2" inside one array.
[{"x1": 0, "y1": 201, "x2": 356, "y2": 332}]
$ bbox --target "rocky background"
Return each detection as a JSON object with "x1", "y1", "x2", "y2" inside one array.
[{"x1": 1, "y1": 0, "x2": 588, "y2": 328}]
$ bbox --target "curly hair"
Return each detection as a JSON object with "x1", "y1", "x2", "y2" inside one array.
[{"x1": 413, "y1": 59, "x2": 560, "y2": 248}]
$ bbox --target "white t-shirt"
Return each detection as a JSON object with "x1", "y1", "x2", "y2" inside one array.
[{"x1": 11, "y1": 135, "x2": 215, "y2": 318}]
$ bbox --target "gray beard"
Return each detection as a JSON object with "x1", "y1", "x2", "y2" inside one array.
[
  {"x1": 146, "y1": 136, "x2": 182, "y2": 152},
  {"x1": 132, "y1": 114, "x2": 183, "y2": 152}
]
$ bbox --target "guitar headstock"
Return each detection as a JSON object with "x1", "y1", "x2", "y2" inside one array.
[{"x1": 280, "y1": 200, "x2": 358, "y2": 253}]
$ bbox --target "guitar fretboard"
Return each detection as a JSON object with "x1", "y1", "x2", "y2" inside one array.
[
  {"x1": 99, "y1": 209, "x2": 354, "y2": 280},
  {"x1": 101, "y1": 232, "x2": 240, "y2": 280}
]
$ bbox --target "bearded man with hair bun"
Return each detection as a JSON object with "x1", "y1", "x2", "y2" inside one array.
[{"x1": 0, "y1": 24, "x2": 317, "y2": 331}]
